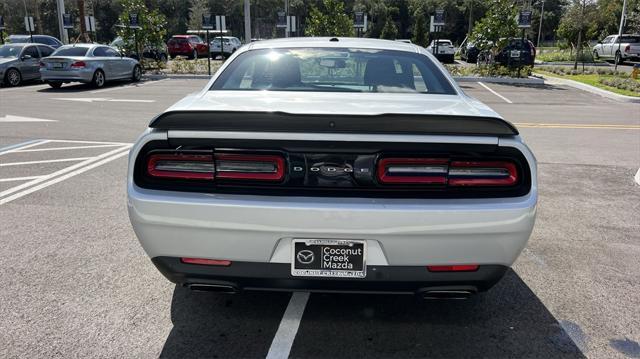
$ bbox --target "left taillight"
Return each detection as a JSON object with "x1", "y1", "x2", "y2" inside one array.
[
  {"x1": 70, "y1": 61, "x2": 86, "y2": 68},
  {"x1": 146, "y1": 152, "x2": 285, "y2": 182}
]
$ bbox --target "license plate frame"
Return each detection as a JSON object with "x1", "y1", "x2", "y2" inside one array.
[
  {"x1": 53, "y1": 62, "x2": 64, "y2": 69},
  {"x1": 510, "y1": 50, "x2": 521, "y2": 58},
  {"x1": 291, "y1": 239, "x2": 366, "y2": 278}
]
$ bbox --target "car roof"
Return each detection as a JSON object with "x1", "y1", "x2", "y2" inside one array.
[
  {"x1": 247, "y1": 37, "x2": 419, "y2": 53},
  {"x1": 171, "y1": 35, "x2": 194, "y2": 38}
]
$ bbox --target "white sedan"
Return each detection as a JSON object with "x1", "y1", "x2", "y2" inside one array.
[
  {"x1": 426, "y1": 39, "x2": 456, "y2": 63},
  {"x1": 127, "y1": 38, "x2": 537, "y2": 299}
]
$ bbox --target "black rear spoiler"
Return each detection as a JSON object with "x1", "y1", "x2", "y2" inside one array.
[{"x1": 149, "y1": 111, "x2": 519, "y2": 136}]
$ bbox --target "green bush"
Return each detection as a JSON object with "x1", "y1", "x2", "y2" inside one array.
[
  {"x1": 167, "y1": 57, "x2": 222, "y2": 75},
  {"x1": 443, "y1": 64, "x2": 532, "y2": 78},
  {"x1": 539, "y1": 66, "x2": 628, "y2": 77},
  {"x1": 599, "y1": 77, "x2": 640, "y2": 94}
]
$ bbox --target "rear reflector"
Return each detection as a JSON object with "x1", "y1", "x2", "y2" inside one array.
[
  {"x1": 448, "y1": 161, "x2": 517, "y2": 186},
  {"x1": 427, "y1": 265, "x2": 479, "y2": 272},
  {"x1": 377, "y1": 158, "x2": 448, "y2": 184},
  {"x1": 147, "y1": 154, "x2": 215, "y2": 180},
  {"x1": 181, "y1": 258, "x2": 232, "y2": 266},
  {"x1": 146, "y1": 153, "x2": 285, "y2": 181}
]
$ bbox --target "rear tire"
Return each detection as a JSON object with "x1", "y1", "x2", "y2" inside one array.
[
  {"x1": 5, "y1": 68, "x2": 22, "y2": 87},
  {"x1": 191, "y1": 49, "x2": 198, "y2": 60},
  {"x1": 593, "y1": 50, "x2": 599, "y2": 60},
  {"x1": 131, "y1": 65, "x2": 142, "y2": 82},
  {"x1": 92, "y1": 69, "x2": 106, "y2": 88},
  {"x1": 47, "y1": 81, "x2": 63, "y2": 89}
]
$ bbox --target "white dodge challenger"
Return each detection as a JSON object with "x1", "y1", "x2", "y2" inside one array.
[{"x1": 127, "y1": 38, "x2": 537, "y2": 299}]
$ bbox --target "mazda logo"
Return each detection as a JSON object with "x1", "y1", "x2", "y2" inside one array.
[{"x1": 296, "y1": 250, "x2": 315, "y2": 264}]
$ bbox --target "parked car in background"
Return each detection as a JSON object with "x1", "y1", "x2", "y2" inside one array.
[
  {"x1": 0, "y1": 43, "x2": 55, "y2": 87},
  {"x1": 426, "y1": 39, "x2": 455, "y2": 63},
  {"x1": 209, "y1": 36, "x2": 242, "y2": 58},
  {"x1": 494, "y1": 38, "x2": 536, "y2": 67},
  {"x1": 167, "y1": 35, "x2": 209, "y2": 59},
  {"x1": 460, "y1": 42, "x2": 481, "y2": 63},
  {"x1": 40, "y1": 44, "x2": 141, "y2": 89},
  {"x1": 592, "y1": 34, "x2": 640, "y2": 64},
  {"x1": 8, "y1": 34, "x2": 64, "y2": 48},
  {"x1": 127, "y1": 38, "x2": 537, "y2": 298},
  {"x1": 110, "y1": 36, "x2": 168, "y2": 63}
]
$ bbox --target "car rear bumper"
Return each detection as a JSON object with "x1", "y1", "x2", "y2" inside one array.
[
  {"x1": 40, "y1": 69, "x2": 93, "y2": 82},
  {"x1": 152, "y1": 256, "x2": 509, "y2": 294}
]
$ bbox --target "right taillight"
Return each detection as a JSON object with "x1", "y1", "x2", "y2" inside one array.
[
  {"x1": 448, "y1": 161, "x2": 518, "y2": 186},
  {"x1": 146, "y1": 152, "x2": 285, "y2": 182},
  {"x1": 70, "y1": 61, "x2": 86, "y2": 68},
  {"x1": 376, "y1": 158, "x2": 518, "y2": 187}
]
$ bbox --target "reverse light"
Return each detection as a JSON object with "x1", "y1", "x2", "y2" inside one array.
[
  {"x1": 147, "y1": 154, "x2": 215, "y2": 180},
  {"x1": 377, "y1": 158, "x2": 448, "y2": 184},
  {"x1": 448, "y1": 161, "x2": 517, "y2": 186},
  {"x1": 427, "y1": 265, "x2": 479, "y2": 272},
  {"x1": 181, "y1": 258, "x2": 232, "y2": 266}
]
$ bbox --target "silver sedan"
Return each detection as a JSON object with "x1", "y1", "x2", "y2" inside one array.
[
  {"x1": 0, "y1": 43, "x2": 55, "y2": 87},
  {"x1": 40, "y1": 44, "x2": 142, "y2": 89}
]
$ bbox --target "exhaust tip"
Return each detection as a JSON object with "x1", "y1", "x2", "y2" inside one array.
[
  {"x1": 422, "y1": 290, "x2": 475, "y2": 300},
  {"x1": 187, "y1": 283, "x2": 239, "y2": 294}
]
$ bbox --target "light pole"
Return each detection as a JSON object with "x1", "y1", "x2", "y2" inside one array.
[
  {"x1": 244, "y1": 0, "x2": 251, "y2": 43},
  {"x1": 56, "y1": 0, "x2": 69, "y2": 43},
  {"x1": 537, "y1": 0, "x2": 545, "y2": 47},
  {"x1": 615, "y1": 0, "x2": 628, "y2": 69}
]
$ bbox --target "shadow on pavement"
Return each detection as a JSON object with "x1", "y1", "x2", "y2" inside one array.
[
  {"x1": 160, "y1": 286, "x2": 290, "y2": 358},
  {"x1": 290, "y1": 270, "x2": 585, "y2": 358}
]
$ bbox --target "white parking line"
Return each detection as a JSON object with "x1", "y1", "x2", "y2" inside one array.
[
  {"x1": 0, "y1": 115, "x2": 57, "y2": 123},
  {"x1": 48, "y1": 139, "x2": 130, "y2": 145},
  {"x1": 0, "y1": 139, "x2": 47, "y2": 154},
  {"x1": 478, "y1": 82, "x2": 513, "y2": 104},
  {"x1": 266, "y1": 292, "x2": 310, "y2": 359},
  {"x1": 14, "y1": 144, "x2": 123, "y2": 153},
  {"x1": 0, "y1": 145, "x2": 130, "y2": 199},
  {"x1": 0, "y1": 176, "x2": 44, "y2": 183},
  {"x1": 90, "y1": 78, "x2": 170, "y2": 94},
  {"x1": 0, "y1": 157, "x2": 91, "y2": 167},
  {"x1": 635, "y1": 168, "x2": 640, "y2": 185},
  {"x1": 0, "y1": 139, "x2": 51, "y2": 156},
  {"x1": 53, "y1": 98, "x2": 155, "y2": 103},
  {"x1": 0, "y1": 147, "x2": 130, "y2": 205}
]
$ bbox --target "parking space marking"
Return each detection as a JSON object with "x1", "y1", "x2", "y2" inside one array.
[
  {"x1": 53, "y1": 98, "x2": 156, "y2": 103},
  {"x1": 89, "y1": 78, "x2": 170, "y2": 94},
  {"x1": 0, "y1": 157, "x2": 92, "y2": 167},
  {"x1": 0, "y1": 176, "x2": 44, "y2": 183},
  {"x1": 0, "y1": 115, "x2": 57, "y2": 123},
  {"x1": 0, "y1": 147, "x2": 130, "y2": 205},
  {"x1": 0, "y1": 139, "x2": 51, "y2": 155},
  {"x1": 266, "y1": 292, "x2": 310, "y2": 359},
  {"x1": 514, "y1": 122, "x2": 640, "y2": 130},
  {"x1": 0, "y1": 140, "x2": 132, "y2": 204},
  {"x1": 478, "y1": 82, "x2": 513, "y2": 103},
  {"x1": 14, "y1": 144, "x2": 124, "y2": 153},
  {"x1": 635, "y1": 169, "x2": 640, "y2": 185}
]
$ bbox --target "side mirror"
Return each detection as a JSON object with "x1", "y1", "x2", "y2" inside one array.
[{"x1": 21, "y1": 54, "x2": 32, "y2": 61}]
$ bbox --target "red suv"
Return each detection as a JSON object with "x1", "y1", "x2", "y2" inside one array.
[{"x1": 167, "y1": 35, "x2": 209, "y2": 59}]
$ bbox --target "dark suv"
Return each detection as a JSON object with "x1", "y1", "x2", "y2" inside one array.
[{"x1": 495, "y1": 38, "x2": 536, "y2": 67}]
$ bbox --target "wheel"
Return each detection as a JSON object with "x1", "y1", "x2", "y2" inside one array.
[
  {"x1": 47, "y1": 81, "x2": 62, "y2": 89},
  {"x1": 159, "y1": 53, "x2": 168, "y2": 63},
  {"x1": 92, "y1": 70, "x2": 106, "y2": 88},
  {"x1": 131, "y1": 65, "x2": 142, "y2": 82},
  {"x1": 191, "y1": 49, "x2": 198, "y2": 60},
  {"x1": 593, "y1": 50, "x2": 599, "y2": 60},
  {"x1": 614, "y1": 51, "x2": 624, "y2": 65},
  {"x1": 4, "y1": 68, "x2": 22, "y2": 87}
]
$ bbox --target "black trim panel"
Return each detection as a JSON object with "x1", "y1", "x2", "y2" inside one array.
[
  {"x1": 149, "y1": 111, "x2": 519, "y2": 136},
  {"x1": 152, "y1": 257, "x2": 509, "y2": 293}
]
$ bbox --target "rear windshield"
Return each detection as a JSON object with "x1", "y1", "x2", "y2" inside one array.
[
  {"x1": 619, "y1": 36, "x2": 640, "y2": 43},
  {"x1": 211, "y1": 48, "x2": 456, "y2": 94},
  {"x1": 52, "y1": 46, "x2": 89, "y2": 56},
  {"x1": 169, "y1": 38, "x2": 188, "y2": 44}
]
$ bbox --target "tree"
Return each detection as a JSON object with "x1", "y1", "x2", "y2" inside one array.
[
  {"x1": 188, "y1": 0, "x2": 209, "y2": 30},
  {"x1": 557, "y1": 0, "x2": 598, "y2": 46},
  {"x1": 380, "y1": 17, "x2": 398, "y2": 39},
  {"x1": 305, "y1": 0, "x2": 354, "y2": 37},
  {"x1": 411, "y1": 10, "x2": 427, "y2": 46},
  {"x1": 116, "y1": 0, "x2": 167, "y2": 66},
  {"x1": 470, "y1": 0, "x2": 518, "y2": 50}
]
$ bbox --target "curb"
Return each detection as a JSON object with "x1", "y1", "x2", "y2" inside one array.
[
  {"x1": 454, "y1": 76, "x2": 544, "y2": 85},
  {"x1": 534, "y1": 73, "x2": 640, "y2": 103},
  {"x1": 535, "y1": 61, "x2": 610, "y2": 67}
]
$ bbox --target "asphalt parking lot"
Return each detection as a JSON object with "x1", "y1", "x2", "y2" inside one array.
[{"x1": 1, "y1": 78, "x2": 639, "y2": 358}]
